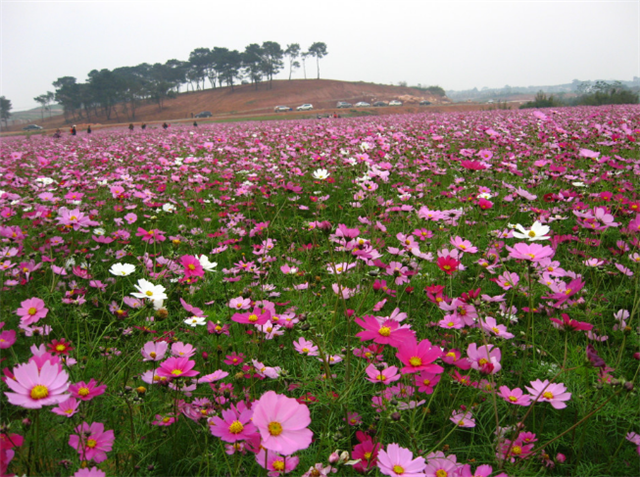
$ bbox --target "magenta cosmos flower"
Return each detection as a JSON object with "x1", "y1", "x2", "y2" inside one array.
[
  {"x1": 467, "y1": 343, "x2": 502, "y2": 375},
  {"x1": 69, "y1": 379, "x2": 107, "y2": 401},
  {"x1": 256, "y1": 448, "x2": 299, "y2": 476},
  {"x1": 395, "y1": 338, "x2": 443, "y2": 374},
  {"x1": 355, "y1": 315, "x2": 415, "y2": 348},
  {"x1": 140, "y1": 340, "x2": 168, "y2": 361},
  {"x1": 72, "y1": 467, "x2": 106, "y2": 477},
  {"x1": 231, "y1": 307, "x2": 271, "y2": 326},
  {"x1": 377, "y1": 443, "x2": 426, "y2": 477},
  {"x1": 209, "y1": 402, "x2": 257, "y2": 443},
  {"x1": 156, "y1": 357, "x2": 199, "y2": 379},
  {"x1": 525, "y1": 379, "x2": 571, "y2": 409},
  {"x1": 68, "y1": 422, "x2": 114, "y2": 463},
  {"x1": 497, "y1": 386, "x2": 532, "y2": 406},
  {"x1": 252, "y1": 390, "x2": 313, "y2": 455},
  {"x1": 4, "y1": 359, "x2": 69, "y2": 409},
  {"x1": 15, "y1": 297, "x2": 48, "y2": 326}
]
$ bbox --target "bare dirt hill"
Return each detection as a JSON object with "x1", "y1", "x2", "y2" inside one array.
[{"x1": 9, "y1": 79, "x2": 451, "y2": 132}]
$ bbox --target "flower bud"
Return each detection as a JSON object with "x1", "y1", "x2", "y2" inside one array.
[{"x1": 329, "y1": 451, "x2": 340, "y2": 464}]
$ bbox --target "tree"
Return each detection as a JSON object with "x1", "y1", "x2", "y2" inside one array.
[
  {"x1": 307, "y1": 42, "x2": 328, "y2": 79},
  {"x1": 34, "y1": 93, "x2": 55, "y2": 121},
  {"x1": 284, "y1": 43, "x2": 301, "y2": 80},
  {"x1": 216, "y1": 49, "x2": 243, "y2": 91},
  {"x1": 188, "y1": 47, "x2": 212, "y2": 90},
  {"x1": 242, "y1": 43, "x2": 264, "y2": 90},
  {"x1": 0, "y1": 96, "x2": 11, "y2": 129},
  {"x1": 301, "y1": 52, "x2": 309, "y2": 79},
  {"x1": 260, "y1": 41, "x2": 284, "y2": 89},
  {"x1": 53, "y1": 76, "x2": 81, "y2": 122}
]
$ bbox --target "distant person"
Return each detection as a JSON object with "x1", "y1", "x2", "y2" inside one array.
[
  {"x1": 193, "y1": 121, "x2": 198, "y2": 127},
  {"x1": 87, "y1": 125, "x2": 92, "y2": 134},
  {"x1": 128, "y1": 123, "x2": 134, "y2": 133},
  {"x1": 191, "y1": 112, "x2": 194, "y2": 118},
  {"x1": 53, "y1": 129, "x2": 61, "y2": 139},
  {"x1": 162, "y1": 123, "x2": 169, "y2": 130},
  {"x1": 71, "y1": 125, "x2": 77, "y2": 136},
  {"x1": 141, "y1": 123, "x2": 147, "y2": 130}
]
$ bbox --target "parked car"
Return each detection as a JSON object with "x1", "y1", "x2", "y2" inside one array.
[
  {"x1": 389, "y1": 100, "x2": 403, "y2": 106},
  {"x1": 23, "y1": 124, "x2": 43, "y2": 131},
  {"x1": 354, "y1": 102, "x2": 371, "y2": 107},
  {"x1": 336, "y1": 101, "x2": 352, "y2": 108},
  {"x1": 195, "y1": 111, "x2": 212, "y2": 118},
  {"x1": 373, "y1": 101, "x2": 388, "y2": 107},
  {"x1": 419, "y1": 100, "x2": 432, "y2": 106},
  {"x1": 274, "y1": 105, "x2": 292, "y2": 112},
  {"x1": 296, "y1": 104, "x2": 313, "y2": 111}
]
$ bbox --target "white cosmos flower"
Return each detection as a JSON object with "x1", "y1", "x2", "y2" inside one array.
[
  {"x1": 312, "y1": 168, "x2": 330, "y2": 180},
  {"x1": 131, "y1": 278, "x2": 167, "y2": 302},
  {"x1": 162, "y1": 203, "x2": 176, "y2": 213},
  {"x1": 110, "y1": 263, "x2": 136, "y2": 276},
  {"x1": 196, "y1": 255, "x2": 218, "y2": 272},
  {"x1": 184, "y1": 316, "x2": 206, "y2": 327},
  {"x1": 93, "y1": 227, "x2": 106, "y2": 236},
  {"x1": 511, "y1": 221, "x2": 551, "y2": 241}
]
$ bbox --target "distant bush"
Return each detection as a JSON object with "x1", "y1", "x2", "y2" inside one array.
[
  {"x1": 412, "y1": 85, "x2": 446, "y2": 97},
  {"x1": 519, "y1": 91, "x2": 563, "y2": 109},
  {"x1": 576, "y1": 81, "x2": 639, "y2": 106}
]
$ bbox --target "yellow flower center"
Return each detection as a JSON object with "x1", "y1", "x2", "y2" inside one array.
[
  {"x1": 378, "y1": 326, "x2": 391, "y2": 337},
  {"x1": 543, "y1": 391, "x2": 554, "y2": 399},
  {"x1": 145, "y1": 290, "x2": 153, "y2": 296},
  {"x1": 56, "y1": 344, "x2": 66, "y2": 352},
  {"x1": 64, "y1": 408, "x2": 74, "y2": 414},
  {"x1": 188, "y1": 264, "x2": 195, "y2": 270},
  {"x1": 248, "y1": 314, "x2": 258, "y2": 322},
  {"x1": 479, "y1": 358, "x2": 488, "y2": 365},
  {"x1": 492, "y1": 327, "x2": 500, "y2": 334},
  {"x1": 393, "y1": 465, "x2": 405, "y2": 475},
  {"x1": 86, "y1": 439, "x2": 97, "y2": 448},
  {"x1": 150, "y1": 352, "x2": 156, "y2": 358},
  {"x1": 272, "y1": 460, "x2": 285, "y2": 471},
  {"x1": 376, "y1": 374, "x2": 386, "y2": 381},
  {"x1": 508, "y1": 396, "x2": 518, "y2": 402},
  {"x1": 215, "y1": 325, "x2": 222, "y2": 332},
  {"x1": 512, "y1": 445, "x2": 522, "y2": 455},
  {"x1": 171, "y1": 369, "x2": 183, "y2": 376},
  {"x1": 302, "y1": 348, "x2": 309, "y2": 353},
  {"x1": 28, "y1": 307, "x2": 37, "y2": 315},
  {"x1": 78, "y1": 387, "x2": 90, "y2": 397},
  {"x1": 436, "y1": 470, "x2": 448, "y2": 477},
  {"x1": 163, "y1": 417, "x2": 171, "y2": 423},
  {"x1": 423, "y1": 379, "x2": 431, "y2": 386},
  {"x1": 458, "y1": 420, "x2": 465, "y2": 426},
  {"x1": 446, "y1": 352, "x2": 456, "y2": 358},
  {"x1": 528, "y1": 230, "x2": 536, "y2": 237},
  {"x1": 364, "y1": 452, "x2": 372, "y2": 460},
  {"x1": 268, "y1": 421, "x2": 283, "y2": 436},
  {"x1": 409, "y1": 357, "x2": 422, "y2": 367},
  {"x1": 30, "y1": 385, "x2": 49, "y2": 400},
  {"x1": 229, "y1": 420, "x2": 244, "y2": 434}
]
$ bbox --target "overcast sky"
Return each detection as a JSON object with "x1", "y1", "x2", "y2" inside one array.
[{"x1": 1, "y1": 0, "x2": 638, "y2": 111}]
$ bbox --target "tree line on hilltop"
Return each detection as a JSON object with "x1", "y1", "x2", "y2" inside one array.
[
  {"x1": 30, "y1": 41, "x2": 328, "y2": 124},
  {"x1": 520, "y1": 81, "x2": 639, "y2": 109}
]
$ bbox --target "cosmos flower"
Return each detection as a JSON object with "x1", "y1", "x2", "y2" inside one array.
[
  {"x1": 109, "y1": 263, "x2": 136, "y2": 276},
  {"x1": 68, "y1": 422, "x2": 114, "y2": 463},
  {"x1": 15, "y1": 297, "x2": 48, "y2": 327},
  {"x1": 511, "y1": 221, "x2": 551, "y2": 241},
  {"x1": 131, "y1": 278, "x2": 168, "y2": 302},
  {"x1": 377, "y1": 443, "x2": 426, "y2": 477},
  {"x1": 251, "y1": 391, "x2": 313, "y2": 455},
  {"x1": 525, "y1": 379, "x2": 571, "y2": 409},
  {"x1": 4, "y1": 359, "x2": 70, "y2": 409}
]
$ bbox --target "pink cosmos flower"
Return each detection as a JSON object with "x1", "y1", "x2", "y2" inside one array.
[
  {"x1": 365, "y1": 364, "x2": 402, "y2": 385},
  {"x1": 395, "y1": 338, "x2": 443, "y2": 375},
  {"x1": 549, "y1": 313, "x2": 593, "y2": 332},
  {"x1": 73, "y1": 467, "x2": 106, "y2": 477},
  {"x1": 4, "y1": 359, "x2": 69, "y2": 409},
  {"x1": 256, "y1": 449, "x2": 300, "y2": 476},
  {"x1": 450, "y1": 236, "x2": 478, "y2": 254},
  {"x1": 180, "y1": 255, "x2": 205, "y2": 279},
  {"x1": 15, "y1": 297, "x2": 48, "y2": 326},
  {"x1": 467, "y1": 343, "x2": 502, "y2": 375},
  {"x1": 152, "y1": 415, "x2": 177, "y2": 426},
  {"x1": 525, "y1": 379, "x2": 571, "y2": 409},
  {"x1": 140, "y1": 340, "x2": 168, "y2": 361},
  {"x1": 156, "y1": 357, "x2": 199, "y2": 379},
  {"x1": 135, "y1": 227, "x2": 166, "y2": 243},
  {"x1": 377, "y1": 443, "x2": 426, "y2": 477},
  {"x1": 293, "y1": 337, "x2": 319, "y2": 356},
  {"x1": 209, "y1": 402, "x2": 257, "y2": 443},
  {"x1": 68, "y1": 422, "x2": 114, "y2": 463},
  {"x1": 231, "y1": 307, "x2": 271, "y2": 326},
  {"x1": 223, "y1": 352, "x2": 245, "y2": 366},
  {"x1": 229, "y1": 296, "x2": 252, "y2": 310},
  {"x1": 171, "y1": 341, "x2": 196, "y2": 358},
  {"x1": 352, "y1": 431, "x2": 380, "y2": 472},
  {"x1": 437, "y1": 255, "x2": 460, "y2": 275},
  {"x1": 507, "y1": 242, "x2": 555, "y2": 262},
  {"x1": 51, "y1": 397, "x2": 80, "y2": 417},
  {"x1": 251, "y1": 390, "x2": 313, "y2": 455},
  {"x1": 497, "y1": 386, "x2": 532, "y2": 406},
  {"x1": 450, "y1": 410, "x2": 475, "y2": 427},
  {"x1": 0, "y1": 324, "x2": 16, "y2": 349},
  {"x1": 413, "y1": 371, "x2": 442, "y2": 394},
  {"x1": 480, "y1": 317, "x2": 514, "y2": 339},
  {"x1": 301, "y1": 462, "x2": 334, "y2": 477},
  {"x1": 355, "y1": 315, "x2": 415, "y2": 348},
  {"x1": 424, "y1": 456, "x2": 458, "y2": 477},
  {"x1": 69, "y1": 379, "x2": 107, "y2": 401}
]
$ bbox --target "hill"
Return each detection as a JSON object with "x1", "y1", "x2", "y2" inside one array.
[{"x1": 7, "y1": 79, "x2": 451, "y2": 132}]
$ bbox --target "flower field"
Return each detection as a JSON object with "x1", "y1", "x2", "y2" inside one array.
[{"x1": 1, "y1": 106, "x2": 639, "y2": 477}]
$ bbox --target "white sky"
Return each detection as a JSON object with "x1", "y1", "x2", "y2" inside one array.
[{"x1": 1, "y1": 0, "x2": 638, "y2": 111}]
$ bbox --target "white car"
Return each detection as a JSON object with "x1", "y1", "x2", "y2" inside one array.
[
  {"x1": 389, "y1": 100, "x2": 403, "y2": 106},
  {"x1": 296, "y1": 104, "x2": 313, "y2": 111},
  {"x1": 274, "y1": 105, "x2": 292, "y2": 112},
  {"x1": 355, "y1": 102, "x2": 371, "y2": 107}
]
